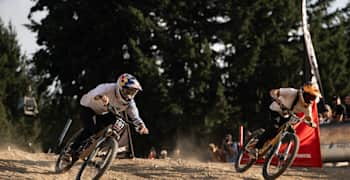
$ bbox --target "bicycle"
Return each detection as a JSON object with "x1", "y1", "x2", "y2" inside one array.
[
  {"x1": 55, "y1": 101, "x2": 134, "y2": 180},
  {"x1": 235, "y1": 109, "x2": 315, "y2": 179}
]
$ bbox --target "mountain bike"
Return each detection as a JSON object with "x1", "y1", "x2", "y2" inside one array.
[
  {"x1": 55, "y1": 102, "x2": 132, "y2": 180},
  {"x1": 235, "y1": 109, "x2": 315, "y2": 180}
]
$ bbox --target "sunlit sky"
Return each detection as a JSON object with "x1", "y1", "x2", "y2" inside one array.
[{"x1": 0, "y1": 0, "x2": 349, "y2": 57}]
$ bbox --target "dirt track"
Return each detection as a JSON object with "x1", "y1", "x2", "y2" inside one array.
[{"x1": 0, "y1": 147, "x2": 349, "y2": 180}]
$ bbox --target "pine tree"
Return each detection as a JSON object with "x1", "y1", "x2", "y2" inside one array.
[{"x1": 0, "y1": 19, "x2": 34, "y2": 143}]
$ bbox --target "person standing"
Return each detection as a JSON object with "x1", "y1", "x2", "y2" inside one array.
[
  {"x1": 221, "y1": 134, "x2": 236, "y2": 162},
  {"x1": 319, "y1": 104, "x2": 333, "y2": 124},
  {"x1": 344, "y1": 95, "x2": 350, "y2": 121},
  {"x1": 331, "y1": 96, "x2": 346, "y2": 123}
]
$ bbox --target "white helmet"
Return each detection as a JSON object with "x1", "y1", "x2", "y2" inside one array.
[{"x1": 116, "y1": 73, "x2": 142, "y2": 101}]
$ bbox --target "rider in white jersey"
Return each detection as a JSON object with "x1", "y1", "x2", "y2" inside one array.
[
  {"x1": 80, "y1": 83, "x2": 145, "y2": 128},
  {"x1": 68, "y1": 73, "x2": 148, "y2": 161}
]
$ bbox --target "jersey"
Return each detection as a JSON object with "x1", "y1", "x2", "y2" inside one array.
[
  {"x1": 269, "y1": 88, "x2": 313, "y2": 120},
  {"x1": 80, "y1": 83, "x2": 144, "y2": 127}
]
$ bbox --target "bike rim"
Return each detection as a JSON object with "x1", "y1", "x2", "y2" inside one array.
[
  {"x1": 235, "y1": 139, "x2": 257, "y2": 172},
  {"x1": 56, "y1": 145, "x2": 74, "y2": 172},
  {"x1": 265, "y1": 135, "x2": 298, "y2": 178},
  {"x1": 80, "y1": 144, "x2": 114, "y2": 179},
  {"x1": 57, "y1": 155, "x2": 71, "y2": 171},
  {"x1": 237, "y1": 150, "x2": 253, "y2": 168}
]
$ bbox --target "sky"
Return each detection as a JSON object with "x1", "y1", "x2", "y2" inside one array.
[
  {"x1": 0, "y1": 0, "x2": 349, "y2": 58},
  {"x1": 0, "y1": 0, "x2": 46, "y2": 57}
]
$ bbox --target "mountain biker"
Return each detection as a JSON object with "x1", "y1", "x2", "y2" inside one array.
[
  {"x1": 67, "y1": 73, "x2": 149, "y2": 161},
  {"x1": 252, "y1": 82, "x2": 321, "y2": 158}
]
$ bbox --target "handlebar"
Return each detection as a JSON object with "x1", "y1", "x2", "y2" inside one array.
[
  {"x1": 94, "y1": 95, "x2": 147, "y2": 133},
  {"x1": 94, "y1": 95, "x2": 128, "y2": 122},
  {"x1": 106, "y1": 102, "x2": 148, "y2": 133}
]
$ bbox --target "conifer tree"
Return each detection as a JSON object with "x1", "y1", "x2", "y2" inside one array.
[{"x1": 0, "y1": 19, "x2": 33, "y2": 143}]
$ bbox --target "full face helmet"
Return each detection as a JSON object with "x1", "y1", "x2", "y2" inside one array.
[
  {"x1": 116, "y1": 73, "x2": 142, "y2": 101},
  {"x1": 301, "y1": 82, "x2": 322, "y2": 104}
]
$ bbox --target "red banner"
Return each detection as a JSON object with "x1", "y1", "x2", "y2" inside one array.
[{"x1": 292, "y1": 101, "x2": 322, "y2": 167}]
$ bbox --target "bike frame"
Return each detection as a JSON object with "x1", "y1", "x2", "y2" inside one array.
[
  {"x1": 79, "y1": 123, "x2": 121, "y2": 160},
  {"x1": 259, "y1": 120, "x2": 297, "y2": 157}
]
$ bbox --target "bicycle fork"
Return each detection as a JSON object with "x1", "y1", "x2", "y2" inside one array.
[{"x1": 274, "y1": 132, "x2": 292, "y2": 161}]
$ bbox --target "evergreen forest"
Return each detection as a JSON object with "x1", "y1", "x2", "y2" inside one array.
[{"x1": 0, "y1": 0, "x2": 350, "y2": 156}]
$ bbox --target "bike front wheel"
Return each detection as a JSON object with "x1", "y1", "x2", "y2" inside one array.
[
  {"x1": 262, "y1": 133, "x2": 299, "y2": 180},
  {"x1": 76, "y1": 137, "x2": 118, "y2": 180}
]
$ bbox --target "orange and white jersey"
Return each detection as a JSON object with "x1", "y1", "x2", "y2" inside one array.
[{"x1": 269, "y1": 88, "x2": 312, "y2": 120}]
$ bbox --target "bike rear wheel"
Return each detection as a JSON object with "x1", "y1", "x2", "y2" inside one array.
[
  {"x1": 235, "y1": 137, "x2": 258, "y2": 172},
  {"x1": 55, "y1": 128, "x2": 83, "y2": 173},
  {"x1": 262, "y1": 133, "x2": 299, "y2": 180},
  {"x1": 76, "y1": 137, "x2": 118, "y2": 180}
]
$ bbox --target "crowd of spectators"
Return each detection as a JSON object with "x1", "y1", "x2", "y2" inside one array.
[
  {"x1": 208, "y1": 134, "x2": 239, "y2": 163},
  {"x1": 319, "y1": 95, "x2": 350, "y2": 124},
  {"x1": 147, "y1": 147, "x2": 172, "y2": 160}
]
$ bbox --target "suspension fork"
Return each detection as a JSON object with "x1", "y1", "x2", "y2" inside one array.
[
  {"x1": 274, "y1": 132, "x2": 292, "y2": 161},
  {"x1": 281, "y1": 133, "x2": 293, "y2": 161},
  {"x1": 273, "y1": 132, "x2": 288, "y2": 156},
  {"x1": 80, "y1": 136, "x2": 107, "y2": 160},
  {"x1": 95, "y1": 137, "x2": 107, "y2": 150}
]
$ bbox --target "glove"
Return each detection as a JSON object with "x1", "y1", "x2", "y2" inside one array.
[
  {"x1": 275, "y1": 100, "x2": 289, "y2": 115},
  {"x1": 305, "y1": 120, "x2": 317, "y2": 128},
  {"x1": 310, "y1": 121, "x2": 317, "y2": 128},
  {"x1": 281, "y1": 105, "x2": 288, "y2": 112},
  {"x1": 137, "y1": 124, "x2": 149, "y2": 135},
  {"x1": 280, "y1": 106, "x2": 289, "y2": 117},
  {"x1": 94, "y1": 95, "x2": 110, "y2": 106}
]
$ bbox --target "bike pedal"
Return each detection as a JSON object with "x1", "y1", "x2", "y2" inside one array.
[
  {"x1": 248, "y1": 148, "x2": 259, "y2": 160},
  {"x1": 62, "y1": 155, "x2": 72, "y2": 163},
  {"x1": 89, "y1": 161, "x2": 101, "y2": 169}
]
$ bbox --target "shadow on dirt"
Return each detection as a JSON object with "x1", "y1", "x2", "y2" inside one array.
[
  {"x1": 109, "y1": 163, "x2": 208, "y2": 179},
  {"x1": 108, "y1": 160, "x2": 237, "y2": 179},
  {"x1": 282, "y1": 167, "x2": 343, "y2": 180},
  {"x1": 0, "y1": 158, "x2": 55, "y2": 175}
]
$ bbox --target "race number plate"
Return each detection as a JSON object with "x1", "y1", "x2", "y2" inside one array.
[{"x1": 113, "y1": 119, "x2": 125, "y2": 131}]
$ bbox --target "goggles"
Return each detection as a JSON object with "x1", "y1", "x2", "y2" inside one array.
[
  {"x1": 120, "y1": 87, "x2": 138, "y2": 101},
  {"x1": 303, "y1": 93, "x2": 316, "y2": 104}
]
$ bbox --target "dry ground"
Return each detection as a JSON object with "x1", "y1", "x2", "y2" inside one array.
[{"x1": 0, "y1": 147, "x2": 349, "y2": 180}]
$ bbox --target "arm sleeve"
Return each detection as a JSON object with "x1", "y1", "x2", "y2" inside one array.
[
  {"x1": 126, "y1": 100, "x2": 145, "y2": 127},
  {"x1": 80, "y1": 84, "x2": 110, "y2": 114}
]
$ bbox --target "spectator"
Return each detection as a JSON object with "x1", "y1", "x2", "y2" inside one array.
[
  {"x1": 160, "y1": 149, "x2": 168, "y2": 159},
  {"x1": 332, "y1": 96, "x2": 346, "y2": 123},
  {"x1": 208, "y1": 143, "x2": 226, "y2": 162},
  {"x1": 173, "y1": 148, "x2": 181, "y2": 159},
  {"x1": 344, "y1": 95, "x2": 350, "y2": 121},
  {"x1": 232, "y1": 141, "x2": 239, "y2": 162},
  {"x1": 221, "y1": 134, "x2": 236, "y2": 163},
  {"x1": 320, "y1": 104, "x2": 333, "y2": 124},
  {"x1": 148, "y1": 147, "x2": 157, "y2": 159}
]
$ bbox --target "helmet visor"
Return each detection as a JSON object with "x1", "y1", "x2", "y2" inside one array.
[{"x1": 120, "y1": 87, "x2": 138, "y2": 101}]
